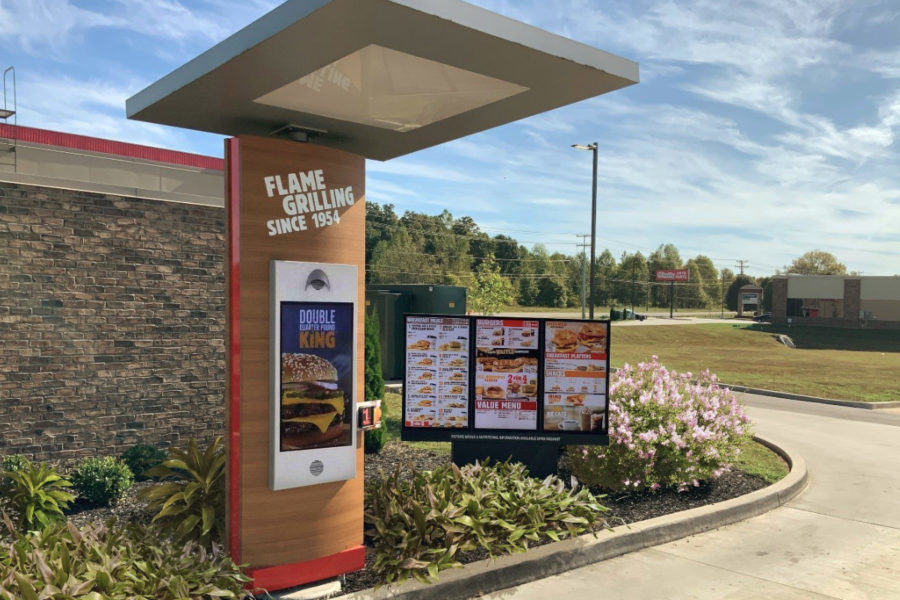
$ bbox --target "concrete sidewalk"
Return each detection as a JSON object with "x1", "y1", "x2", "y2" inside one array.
[
  {"x1": 329, "y1": 435, "x2": 805, "y2": 600},
  {"x1": 476, "y1": 396, "x2": 900, "y2": 599}
]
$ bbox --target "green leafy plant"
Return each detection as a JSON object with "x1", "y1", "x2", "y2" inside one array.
[
  {"x1": 121, "y1": 443, "x2": 168, "y2": 481},
  {"x1": 364, "y1": 308, "x2": 387, "y2": 454},
  {"x1": 365, "y1": 460, "x2": 606, "y2": 587},
  {"x1": 70, "y1": 456, "x2": 135, "y2": 506},
  {"x1": 0, "y1": 454, "x2": 29, "y2": 475},
  {"x1": 139, "y1": 437, "x2": 226, "y2": 547},
  {"x1": 0, "y1": 454, "x2": 29, "y2": 489},
  {"x1": 0, "y1": 516, "x2": 252, "y2": 599},
  {"x1": 0, "y1": 459, "x2": 74, "y2": 532}
]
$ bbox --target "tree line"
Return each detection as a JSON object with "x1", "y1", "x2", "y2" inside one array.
[{"x1": 366, "y1": 202, "x2": 848, "y2": 312}]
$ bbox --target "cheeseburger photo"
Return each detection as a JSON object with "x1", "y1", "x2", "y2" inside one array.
[
  {"x1": 551, "y1": 328, "x2": 578, "y2": 352},
  {"x1": 578, "y1": 322, "x2": 607, "y2": 348},
  {"x1": 280, "y1": 353, "x2": 349, "y2": 451}
]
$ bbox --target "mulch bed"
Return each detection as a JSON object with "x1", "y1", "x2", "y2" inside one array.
[
  {"x1": 343, "y1": 442, "x2": 770, "y2": 594},
  {"x1": 26, "y1": 444, "x2": 769, "y2": 596}
]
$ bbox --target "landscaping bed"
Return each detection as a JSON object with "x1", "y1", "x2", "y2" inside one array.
[{"x1": 349, "y1": 440, "x2": 778, "y2": 594}]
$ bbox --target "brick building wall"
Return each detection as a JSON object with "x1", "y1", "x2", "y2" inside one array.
[
  {"x1": 843, "y1": 278, "x2": 861, "y2": 323},
  {"x1": 0, "y1": 181, "x2": 226, "y2": 461},
  {"x1": 771, "y1": 278, "x2": 787, "y2": 322}
]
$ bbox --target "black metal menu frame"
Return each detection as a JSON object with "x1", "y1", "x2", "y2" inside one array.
[{"x1": 401, "y1": 314, "x2": 610, "y2": 445}]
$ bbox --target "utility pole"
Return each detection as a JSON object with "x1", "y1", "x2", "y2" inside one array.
[
  {"x1": 720, "y1": 270, "x2": 726, "y2": 318},
  {"x1": 576, "y1": 235, "x2": 590, "y2": 319},
  {"x1": 735, "y1": 260, "x2": 748, "y2": 276},
  {"x1": 631, "y1": 260, "x2": 636, "y2": 314}
]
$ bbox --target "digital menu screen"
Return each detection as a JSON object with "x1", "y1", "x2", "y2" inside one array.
[
  {"x1": 404, "y1": 316, "x2": 470, "y2": 429},
  {"x1": 279, "y1": 302, "x2": 354, "y2": 451},
  {"x1": 472, "y1": 318, "x2": 540, "y2": 430},
  {"x1": 543, "y1": 320, "x2": 609, "y2": 434},
  {"x1": 401, "y1": 314, "x2": 610, "y2": 445}
]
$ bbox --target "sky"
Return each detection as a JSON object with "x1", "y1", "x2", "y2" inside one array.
[{"x1": 1, "y1": 0, "x2": 899, "y2": 277}]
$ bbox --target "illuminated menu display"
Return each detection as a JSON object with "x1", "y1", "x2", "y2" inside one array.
[
  {"x1": 473, "y1": 318, "x2": 540, "y2": 430},
  {"x1": 402, "y1": 314, "x2": 609, "y2": 445},
  {"x1": 404, "y1": 316, "x2": 470, "y2": 429},
  {"x1": 542, "y1": 320, "x2": 608, "y2": 434}
]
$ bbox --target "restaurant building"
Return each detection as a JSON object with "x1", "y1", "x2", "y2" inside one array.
[
  {"x1": 771, "y1": 275, "x2": 900, "y2": 329},
  {"x1": 0, "y1": 123, "x2": 226, "y2": 460}
]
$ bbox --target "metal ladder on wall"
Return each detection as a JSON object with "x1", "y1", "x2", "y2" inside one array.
[{"x1": 1, "y1": 66, "x2": 17, "y2": 172}]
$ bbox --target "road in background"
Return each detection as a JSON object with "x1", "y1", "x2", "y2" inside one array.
[
  {"x1": 478, "y1": 394, "x2": 900, "y2": 599},
  {"x1": 498, "y1": 312, "x2": 742, "y2": 326}
]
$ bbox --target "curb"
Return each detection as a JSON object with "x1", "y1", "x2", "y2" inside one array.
[
  {"x1": 337, "y1": 435, "x2": 808, "y2": 600},
  {"x1": 724, "y1": 385, "x2": 900, "y2": 410}
]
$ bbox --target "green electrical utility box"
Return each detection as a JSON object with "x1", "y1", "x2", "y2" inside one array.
[{"x1": 366, "y1": 285, "x2": 467, "y2": 380}]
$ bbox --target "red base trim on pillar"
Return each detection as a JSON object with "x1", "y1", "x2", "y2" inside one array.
[{"x1": 247, "y1": 545, "x2": 366, "y2": 593}]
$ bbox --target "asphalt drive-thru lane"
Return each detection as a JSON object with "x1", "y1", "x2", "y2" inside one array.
[{"x1": 478, "y1": 395, "x2": 900, "y2": 599}]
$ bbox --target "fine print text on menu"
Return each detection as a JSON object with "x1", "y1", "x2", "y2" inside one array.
[
  {"x1": 473, "y1": 319, "x2": 539, "y2": 431},
  {"x1": 405, "y1": 316, "x2": 470, "y2": 429},
  {"x1": 543, "y1": 320, "x2": 608, "y2": 434}
]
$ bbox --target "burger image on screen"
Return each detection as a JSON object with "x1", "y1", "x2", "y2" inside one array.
[
  {"x1": 280, "y1": 353, "x2": 347, "y2": 450},
  {"x1": 484, "y1": 385, "x2": 505, "y2": 399},
  {"x1": 552, "y1": 329, "x2": 578, "y2": 352},
  {"x1": 578, "y1": 323, "x2": 607, "y2": 348}
]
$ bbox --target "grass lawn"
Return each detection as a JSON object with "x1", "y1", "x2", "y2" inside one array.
[
  {"x1": 736, "y1": 438, "x2": 789, "y2": 484},
  {"x1": 610, "y1": 323, "x2": 900, "y2": 402}
]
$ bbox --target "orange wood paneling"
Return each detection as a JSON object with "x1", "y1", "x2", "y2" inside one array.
[{"x1": 228, "y1": 135, "x2": 365, "y2": 569}]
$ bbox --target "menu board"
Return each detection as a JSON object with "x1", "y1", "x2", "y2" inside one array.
[
  {"x1": 543, "y1": 320, "x2": 609, "y2": 433},
  {"x1": 404, "y1": 316, "x2": 470, "y2": 429},
  {"x1": 402, "y1": 314, "x2": 609, "y2": 445},
  {"x1": 473, "y1": 318, "x2": 539, "y2": 430}
]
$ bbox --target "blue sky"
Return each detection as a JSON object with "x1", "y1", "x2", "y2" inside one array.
[{"x1": 2, "y1": 0, "x2": 899, "y2": 277}]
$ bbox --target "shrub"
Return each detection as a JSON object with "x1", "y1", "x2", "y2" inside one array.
[
  {"x1": 70, "y1": 456, "x2": 135, "y2": 506},
  {"x1": 122, "y1": 443, "x2": 167, "y2": 481},
  {"x1": 364, "y1": 308, "x2": 387, "y2": 454},
  {"x1": 140, "y1": 437, "x2": 225, "y2": 547},
  {"x1": 0, "y1": 459, "x2": 74, "y2": 532},
  {"x1": 567, "y1": 356, "x2": 752, "y2": 493},
  {"x1": 0, "y1": 454, "x2": 29, "y2": 475},
  {"x1": 0, "y1": 517, "x2": 252, "y2": 599},
  {"x1": 365, "y1": 460, "x2": 606, "y2": 587}
]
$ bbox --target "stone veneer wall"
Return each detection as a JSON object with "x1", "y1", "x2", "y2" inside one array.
[{"x1": 0, "y1": 182, "x2": 225, "y2": 461}]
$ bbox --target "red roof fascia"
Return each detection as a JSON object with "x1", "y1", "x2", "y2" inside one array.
[{"x1": 0, "y1": 123, "x2": 224, "y2": 171}]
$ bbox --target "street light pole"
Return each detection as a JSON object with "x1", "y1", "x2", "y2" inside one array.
[{"x1": 572, "y1": 143, "x2": 598, "y2": 319}]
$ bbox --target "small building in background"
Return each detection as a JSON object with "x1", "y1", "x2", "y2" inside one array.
[
  {"x1": 771, "y1": 275, "x2": 900, "y2": 329},
  {"x1": 737, "y1": 283, "x2": 764, "y2": 317}
]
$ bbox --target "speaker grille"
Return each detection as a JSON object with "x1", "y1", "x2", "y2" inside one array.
[{"x1": 309, "y1": 460, "x2": 324, "y2": 476}]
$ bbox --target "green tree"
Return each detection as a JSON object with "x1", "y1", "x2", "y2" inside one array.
[
  {"x1": 648, "y1": 243, "x2": 682, "y2": 307},
  {"x1": 595, "y1": 249, "x2": 616, "y2": 307},
  {"x1": 364, "y1": 308, "x2": 386, "y2": 454},
  {"x1": 468, "y1": 256, "x2": 515, "y2": 315},
  {"x1": 726, "y1": 275, "x2": 755, "y2": 311},
  {"x1": 785, "y1": 250, "x2": 847, "y2": 275},
  {"x1": 612, "y1": 252, "x2": 648, "y2": 309},
  {"x1": 681, "y1": 259, "x2": 712, "y2": 308},
  {"x1": 369, "y1": 229, "x2": 432, "y2": 284}
]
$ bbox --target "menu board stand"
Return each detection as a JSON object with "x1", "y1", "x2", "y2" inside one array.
[{"x1": 451, "y1": 441, "x2": 560, "y2": 479}]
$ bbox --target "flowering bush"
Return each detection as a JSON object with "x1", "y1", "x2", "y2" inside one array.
[{"x1": 568, "y1": 356, "x2": 752, "y2": 493}]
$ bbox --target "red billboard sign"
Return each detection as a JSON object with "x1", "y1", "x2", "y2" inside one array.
[{"x1": 656, "y1": 269, "x2": 690, "y2": 282}]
